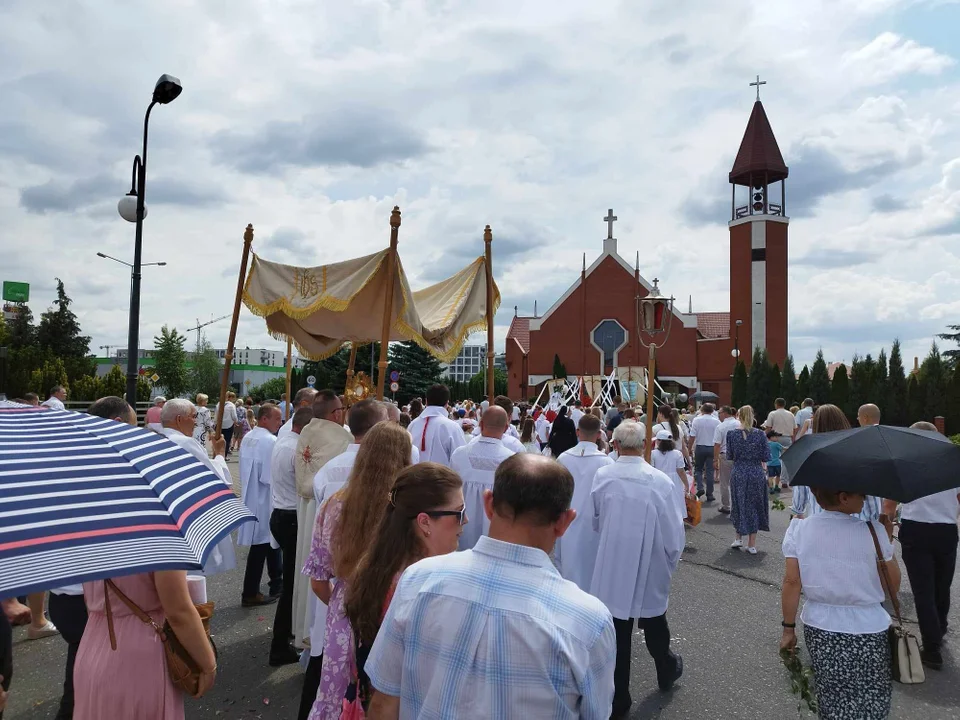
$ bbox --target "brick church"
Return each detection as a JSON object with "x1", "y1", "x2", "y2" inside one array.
[{"x1": 505, "y1": 94, "x2": 790, "y2": 403}]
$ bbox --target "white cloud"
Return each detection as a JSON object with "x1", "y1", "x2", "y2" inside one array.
[{"x1": 841, "y1": 32, "x2": 955, "y2": 85}]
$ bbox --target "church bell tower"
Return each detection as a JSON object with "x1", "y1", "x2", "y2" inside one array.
[{"x1": 729, "y1": 79, "x2": 789, "y2": 367}]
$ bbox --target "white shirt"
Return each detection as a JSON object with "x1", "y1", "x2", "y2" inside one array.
[
  {"x1": 237, "y1": 427, "x2": 278, "y2": 547},
  {"x1": 469, "y1": 431, "x2": 525, "y2": 454},
  {"x1": 535, "y1": 415, "x2": 551, "y2": 443},
  {"x1": 277, "y1": 416, "x2": 295, "y2": 440},
  {"x1": 313, "y1": 444, "x2": 360, "y2": 507},
  {"x1": 713, "y1": 416, "x2": 742, "y2": 454},
  {"x1": 795, "y1": 406, "x2": 813, "y2": 429},
  {"x1": 570, "y1": 407, "x2": 584, "y2": 427},
  {"x1": 270, "y1": 433, "x2": 299, "y2": 511},
  {"x1": 471, "y1": 423, "x2": 521, "y2": 440},
  {"x1": 764, "y1": 408, "x2": 796, "y2": 438},
  {"x1": 41, "y1": 396, "x2": 65, "y2": 410},
  {"x1": 215, "y1": 401, "x2": 237, "y2": 430},
  {"x1": 901, "y1": 487, "x2": 960, "y2": 524},
  {"x1": 653, "y1": 420, "x2": 687, "y2": 443},
  {"x1": 782, "y1": 513, "x2": 893, "y2": 633},
  {"x1": 689, "y1": 413, "x2": 721, "y2": 447},
  {"x1": 590, "y1": 457, "x2": 685, "y2": 619},
  {"x1": 512, "y1": 406, "x2": 521, "y2": 422},
  {"x1": 407, "y1": 406, "x2": 467, "y2": 467},
  {"x1": 555, "y1": 442, "x2": 613, "y2": 593},
  {"x1": 650, "y1": 448, "x2": 687, "y2": 522},
  {"x1": 451, "y1": 437, "x2": 515, "y2": 550}
]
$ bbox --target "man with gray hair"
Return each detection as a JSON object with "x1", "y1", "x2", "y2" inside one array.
[
  {"x1": 159, "y1": 398, "x2": 237, "y2": 576},
  {"x1": 41, "y1": 385, "x2": 67, "y2": 410},
  {"x1": 590, "y1": 420, "x2": 685, "y2": 714},
  {"x1": 278, "y1": 387, "x2": 318, "y2": 440}
]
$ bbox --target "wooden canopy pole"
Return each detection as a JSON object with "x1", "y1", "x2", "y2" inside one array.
[
  {"x1": 215, "y1": 223, "x2": 254, "y2": 439},
  {"x1": 484, "y1": 225, "x2": 495, "y2": 401},
  {"x1": 376, "y1": 207, "x2": 401, "y2": 400},
  {"x1": 284, "y1": 336, "x2": 293, "y2": 420}
]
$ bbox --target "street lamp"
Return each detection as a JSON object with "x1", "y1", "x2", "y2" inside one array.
[
  {"x1": 119, "y1": 74, "x2": 182, "y2": 405},
  {"x1": 636, "y1": 278, "x2": 675, "y2": 460},
  {"x1": 96, "y1": 252, "x2": 166, "y2": 268},
  {"x1": 731, "y1": 319, "x2": 743, "y2": 359}
]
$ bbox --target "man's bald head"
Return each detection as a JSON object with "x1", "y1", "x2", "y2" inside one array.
[
  {"x1": 294, "y1": 387, "x2": 317, "y2": 408},
  {"x1": 858, "y1": 403, "x2": 881, "y2": 426},
  {"x1": 480, "y1": 405, "x2": 509, "y2": 438},
  {"x1": 491, "y1": 453, "x2": 574, "y2": 525},
  {"x1": 382, "y1": 402, "x2": 401, "y2": 422}
]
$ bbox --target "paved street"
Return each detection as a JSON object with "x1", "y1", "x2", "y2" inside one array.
[{"x1": 6, "y1": 463, "x2": 960, "y2": 719}]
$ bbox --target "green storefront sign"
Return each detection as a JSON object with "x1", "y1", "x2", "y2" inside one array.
[{"x1": 2, "y1": 281, "x2": 29, "y2": 303}]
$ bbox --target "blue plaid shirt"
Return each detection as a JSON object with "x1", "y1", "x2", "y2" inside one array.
[{"x1": 365, "y1": 535, "x2": 617, "y2": 719}]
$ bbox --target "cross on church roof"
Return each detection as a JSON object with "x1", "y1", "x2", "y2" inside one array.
[
  {"x1": 750, "y1": 74, "x2": 766, "y2": 101},
  {"x1": 604, "y1": 209, "x2": 617, "y2": 239}
]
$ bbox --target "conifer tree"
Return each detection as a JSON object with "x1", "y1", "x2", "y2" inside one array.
[
  {"x1": 780, "y1": 355, "x2": 797, "y2": 407},
  {"x1": 887, "y1": 340, "x2": 908, "y2": 426},
  {"x1": 809, "y1": 350, "x2": 831, "y2": 405}
]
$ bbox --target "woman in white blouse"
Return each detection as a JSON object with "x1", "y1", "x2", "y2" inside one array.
[{"x1": 781, "y1": 487, "x2": 900, "y2": 719}]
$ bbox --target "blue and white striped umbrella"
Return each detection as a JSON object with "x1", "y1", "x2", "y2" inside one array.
[{"x1": 0, "y1": 404, "x2": 254, "y2": 597}]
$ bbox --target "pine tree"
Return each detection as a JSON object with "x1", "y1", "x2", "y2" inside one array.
[
  {"x1": 732, "y1": 360, "x2": 748, "y2": 408},
  {"x1": 7, "y1": 302, "x2": 36, "y2": 350},
  {"x1": 907, "y1": 373, "x2": 923, "y2": 424},
  {"x1": 809, "y1": 350, "x2": 831, "y2": 405},
  {"x1": 887, "y1": 340, "x2": 908, "y2": 426},
  {"x1": 552, "y1": 354, "x2": 567, "y2": 380},
  {"x1": 770, "y1": 363, "x2": 782, "y2": 406},
  {"x1": 190, "y1": 337, "x2": 224, "y2": 399},
  {"x1": 797, "y1": 365, "x2": 811, "y2": 403},
  {"x1": 830, "y1": 364, "x2": 851, "y2": 416},
  {"x1": 780, "y1": 355, "x2": 797, "y2": 407},
  {"x1": 919, "y1": 342, "x2": 949, "y2": 421},
  {"x1": 746, "y1": 347, "x2": 763, "y2": 411},
  {"x1": 388, "y1": 341, "x2": 443, "y2": 405},
  {"x1": 875, "y1": 349, "x2": 888, "y2": 396},
  {"x1": 937, "y1": 324, "x2": 960, "y2": 367},
  {"x1": 153, "y1": 325, "x2": 189, "y2": 398}
]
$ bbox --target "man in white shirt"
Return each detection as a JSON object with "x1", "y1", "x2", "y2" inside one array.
[
  {"x1": 591, "y1": 421, "x2": 685, "y2": 715},
  {"x1": 688, "y1": 403, "x2": 721, "y2": 502},
  {"x1": 555, "y1": 414, "x2": 613, "y2": 592},
  {"x1": 407, "y1": 384, "x2": 466, "y2": 466},
  {"x1": 763, "y1": 398, "x2": 796, "y2": 449},
  {"x1": 535, "y1": 409, "x2": 551, "y2": 448},
  {"x1": 277, "y1": 387, "x2": 317, "y2": 440},
  {"x1": 365, "y1": 453, "x2": 616, "y2": 720},
  {"x1": 158, "y1": 399, "x2": 237, "y2": 576},
  {"x1": 712, "y1": 406, "x2": 741, "y2": 514},
  {"x1": 312, "y1": 400, "x2": 388, "y2": 506},
  {"x1": 570, "y1": 400, "x2": 584, "y2": 427},
  {"x1": 793, "y1": 398, "x2": 814, "y2": 440},
  {"x1": 452, "y1": 406, "x2": 515, "y2": 549},
  {"x1": 41, "y1": 385, "x2": 67, "y2": 410},
  {"x1": 213, "y1": 392, "x2": 239, "y2": 457},
  {"x1": 238, "y1": 404, "x2": 283, "y2": 607}
]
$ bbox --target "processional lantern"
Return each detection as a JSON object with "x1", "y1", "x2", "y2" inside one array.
[{"x1": 638, "y1": 279, "x2": 675, "y2": 339}]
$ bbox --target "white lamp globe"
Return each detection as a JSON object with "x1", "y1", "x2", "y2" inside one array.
[
  {"x1": 118, "y1": 194, "x2": 145, "y2": 223},
  {"x1": 731, "y1": 348, "x2": 740, "y2": 358}
]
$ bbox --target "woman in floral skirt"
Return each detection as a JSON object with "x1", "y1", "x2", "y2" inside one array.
[{"x1": 726, "y1": 405, "x2": 770, "y2": 554}]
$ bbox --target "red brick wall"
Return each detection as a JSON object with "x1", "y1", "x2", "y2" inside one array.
[
  {"x1": 729, "y1": 221, "x2": 753, "y2": 355},
  {"x1": 765, "y1": 221, "x2": 789, "y2": 366}
]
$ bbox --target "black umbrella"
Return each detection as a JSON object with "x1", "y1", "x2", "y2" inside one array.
[
  {"x1": 781, "y1": 425, "x2": 960, "y2": 502},
  {"x1": 690, "y1": 391, "x2": 719, "y2": 402}
]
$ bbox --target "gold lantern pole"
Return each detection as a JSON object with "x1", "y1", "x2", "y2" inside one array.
[{"x1": 636, "y1": 278, "x2": 674, "y2": 461}]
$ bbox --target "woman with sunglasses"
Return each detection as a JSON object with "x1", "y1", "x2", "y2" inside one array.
[{"x1": 343, "y1": 463, "x2": 466, "y2": 712}]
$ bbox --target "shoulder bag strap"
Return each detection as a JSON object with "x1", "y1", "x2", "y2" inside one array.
[
  {"x1": 867, "y1": 522, "x2": 903, "y2": 626},
  {"x1": 103, "y1": 579, "x2": 165, "y2": 652}
]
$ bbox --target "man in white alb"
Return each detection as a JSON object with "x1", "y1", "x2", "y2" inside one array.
[
  {"x1": 712, "y1": 406, "x2": 741, "y2": 514},
  {"x1": 278, "y1": 387, "x2": 317, "y2": 440},
  {"x1": 688, "y1": 403, "x2": 721, "y2": 502},
  {"x1": 591, "y1": 422, "x2": 685, "y2": 716},
  {"x1": 407, "y1": 384, "x2": 466, "y2": 466},
  {"x1": 555, "y1": 413, "x2": 613, "y2": 591},
  {"x1": 238, "y1": 404, "x2": 283, "y2": 607},
  {"x1": 451, "y1": 406, "x2": 515, "y2": 549},
  {"x1": 470, "y1": 396, "x2": 525, "y2": 453}
]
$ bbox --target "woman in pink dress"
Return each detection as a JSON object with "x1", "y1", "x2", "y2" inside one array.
[
  {"x1": 303, "y1": 422, "x2": 412, "y2": 720},
  {"x1": 73, "y1": 571, "x2": 217, "y2": 720}
]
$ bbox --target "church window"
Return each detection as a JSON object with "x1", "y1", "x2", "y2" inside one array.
[{"x1": 592, "y1": 320, "x2": 627, "y2": 370}]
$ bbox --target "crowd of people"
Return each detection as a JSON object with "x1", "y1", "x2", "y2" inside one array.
[{"x1": 2, "y1": 384, "x2": 957, "y2": 720}]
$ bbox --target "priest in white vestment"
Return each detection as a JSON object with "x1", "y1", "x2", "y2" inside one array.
[
  {"x1": 590, "y1": 421, "x2": 685, "y2": 716},
  {"x1": 555, "y1": 414, "x2": 612, "y2": 592},
  {"x1": 407, "y1": 384, "x2": 466, "y2": 466},
  {"x1": 237, "y1": 405, "x2": 283, "y2": 606},
  {"x1": 158, "y1": 399, "x2": 237, "y2": 576},
  {"x1": 451, "y1": 406, "x2": 515, "y2": 549}
]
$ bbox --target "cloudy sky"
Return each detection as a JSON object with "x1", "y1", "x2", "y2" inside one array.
[{"x1": 3, "y1": 0, "x2": 959, "y2": 372}]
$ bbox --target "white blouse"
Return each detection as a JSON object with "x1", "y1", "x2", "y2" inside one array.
[
  {"x1": 782, "y1": 512, "x2": 893, "y2": 634},
  {"x1": 901, "y1": 487, "x2": 960, "y2": 525}
]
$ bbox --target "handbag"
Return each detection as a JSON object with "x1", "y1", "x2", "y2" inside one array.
[
  {"x1": 866, "y1": 524, "x2": 924, "y2": 684},
  {"x1": 684, "y1": 493, "x2": 702, "y2": 526},
  {"x1": 104, "y1": 579, "x2": 218, "y2": 696}
]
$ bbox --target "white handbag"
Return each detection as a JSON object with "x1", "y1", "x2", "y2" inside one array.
[{"x1": 868, "y1": 523, "x2": 925, "y2": 684}]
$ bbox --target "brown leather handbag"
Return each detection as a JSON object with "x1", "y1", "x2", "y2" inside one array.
[{"x1": 104, "y1": 579, "x2": 217, "y2": 696}]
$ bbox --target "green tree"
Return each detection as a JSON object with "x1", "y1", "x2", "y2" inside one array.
[
  {"x1": 29, "y1": 357, "x2": 69, "y2": 399},
  {"x1": 731, "y1": 360, "x2": 748, "y2": 408},
  {"x1": 796, "y1": 365, "x2": 810, "y2": 403},
  {"x1": 746, "y1": 348, "x2": 775, "y2": 415},
  {"x1": 770, "y1": 363, "x2": 782, "y2": 405},
  {"x1": 830, "y1": 364, "x2": 850, "y2": 415},
  {"x1": 809, "y1": 350, "x2": 831, "y2": 405},
  {"x1": 190, "y1": 337, "x2": 224, "y2": 399},
  {"x1": 780, "y1": 355, "x2": 797, "y2": 407},
  {"x1": 100, "y1": 365, "x2": 127, "y2": 398},
  {"x1": 153, "y1": 326, "x2": 189, "y2": 398},
  {"x1": 907, "y1": 373, "x2": 923, "y2": 424},
  {"x1": 937, "y1": 324, "x2": 960, "y2": 367},
  {"x1": 301, "y1": 346, "x2": 354, "y2": 395},
  {"x1": 37, "y1": 279, "x2": 94, "y2": 382},
  {"x1": 71, "y1": 374, "x2": 102, "y2": 401},
  {"x1": 468, "y1": 368, "x2": 508, "y2": 401},
  {"x1": 250, "y1": 376, "x2": 288, "y2": 402},
  {"x1": 887, "y1": 340, "x2": 908, "y2": 426},
  {"x1": 552, "y1": 354, "x2": 567, "y2": 380},
  {"x1": 875, "y1": 349, "x2": 888, "y2": 398},
  {"x1": 919, "y1": 342, "x2": 949, "y2": 421},
  {"x1": 848, "y1": 354, "x2": 866, "y2": 418},
  {"x1": 389, "y1": 341, "x2": 443, "y2": 405},
  {"x1": 7, "y1": 302, "x2": 36, "y2": 350}
]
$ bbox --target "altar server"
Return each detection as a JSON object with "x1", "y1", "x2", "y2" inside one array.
[
  {"x1": 555, "y1": 413, "x2": 613, "y2": 592},
  {"x1": 407, "y1": 384, "x2": 466, "y2": 466},
  {"x1": 237, "y1": 404, "x2": 283, "y2": 607},
  {"x1": 591, "y1": 421, "x2": 685, "y2": 717},
  {"x1": 451, "y1": 406, "x2": 515, "y2": 549}
]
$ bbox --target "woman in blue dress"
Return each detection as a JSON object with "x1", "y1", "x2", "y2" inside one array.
[{"x1": 726, "y1": 405, "x2": 770, "y2": 555}]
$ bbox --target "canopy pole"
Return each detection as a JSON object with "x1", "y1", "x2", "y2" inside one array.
[
  {"x1": 215, "y1": 223, "x2": 254, "y2": 440},
  {"x1": 346, "y1": 344, "x2": 357, "y2": 382},
  {"x1": 376, "y1": 207, "x2": 401, "y2": 400},
  {"x1": 484, "y1": 225, "x2": 495, "y2": 401},
  {"x1": 284, "y1": 336, "x2": 293, "y2": 420},
  {"x1": 644, "y1": 344, "x2": 656, "y2": 461}
]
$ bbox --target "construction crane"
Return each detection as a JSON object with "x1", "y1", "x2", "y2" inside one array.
[
  {"x1": 99, "y1": 344, "x2": 119, "y2": 358},
  {"x1": 186, "y1": 314, "x2": 231, "y2": 352}
]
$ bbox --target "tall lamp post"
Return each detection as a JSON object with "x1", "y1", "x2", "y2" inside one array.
[
  {"x1": 636, "y1": 279, "x2": 675, "y2": 461},
  {"x1": 732, "y1": 318, "x2": 743, "y2": 363},
  {"x1": 119, "y1": 74, "x2": 182, "y2": 406}
]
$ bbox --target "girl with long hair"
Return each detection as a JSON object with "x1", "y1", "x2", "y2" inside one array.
[
  {"x1": 654, "y1": 404, "x2": 690, "y2": 467},
  {"x1": 520, "y1": 418, "x2": 540, "y2": 453},
  {"x1": 343, "y1": 464, "x2": 465, "y2": 709},
  {"x1": 302, "y1": 422, "x2": 412, "y2": 720}
]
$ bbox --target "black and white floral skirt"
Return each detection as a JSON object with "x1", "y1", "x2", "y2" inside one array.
[{"x1": 804, "y1": 625, "x2": 891, "y2": 720}]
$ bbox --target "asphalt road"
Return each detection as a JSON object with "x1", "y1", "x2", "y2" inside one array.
[{"x1": 6, "y1": 462, "x2": 960, "y2": 719}]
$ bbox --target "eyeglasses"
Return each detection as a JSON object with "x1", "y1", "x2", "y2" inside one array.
[{"x1": 423, "y1": 507, "x2": 467, "y2": 525}]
